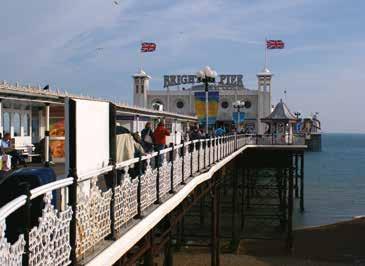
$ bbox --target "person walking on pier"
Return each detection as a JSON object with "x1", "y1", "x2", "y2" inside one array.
[
  {"x1": 141, "y1": 122, "x2": 154, "y2": 153},
  {"x1": 153, "y1": 122, "x2": 170, "y2": 165}
]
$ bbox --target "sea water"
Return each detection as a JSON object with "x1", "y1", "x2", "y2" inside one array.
[{"x1": 294, "y1": 133, "x2": 365, "y2": 228}]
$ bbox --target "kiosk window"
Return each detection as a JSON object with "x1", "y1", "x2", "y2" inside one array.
[
  {"x1": 23, "y1": 113, "x2": 30, "y2": 136},
  {"x1": 3, "y1": 112, "x2": 10, "y2": 134},
  {"x1": 13, "y1": 112, "x2": 21, "y2": 137}
]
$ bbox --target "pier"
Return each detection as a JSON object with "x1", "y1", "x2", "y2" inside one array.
[{"x1": 0, "y1": 94, "x2": 306, "y2": 266}]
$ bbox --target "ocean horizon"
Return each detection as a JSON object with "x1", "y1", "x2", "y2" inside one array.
[{"x1": 294, "y1": 133, "x2": 365, "y2": 228}]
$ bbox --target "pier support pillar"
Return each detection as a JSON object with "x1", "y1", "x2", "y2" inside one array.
[
  {"x1": 295, "y1": 154, "x2": 299, "y2": 198},
  {"x1": 200, "y1": 196, "x2": 205, "y2": 227},
  {"x1": 163, "y1": 233, "x2": 173, "y2": 266},
  {"x1": 240, "y1": 168, "x2": 246, "y2": 230},
  {"x1": 211, "y1": 177, "x2": 220, "y2": 266},
  {"x1": 144, "y1": 232, "x2": 154, "y2": 266},
  {"x1": 287, "y1": 165, "x2": 294, "y2": 251},
  {"x1": 300, "y1": 153, "x2": 305, "y2": 212},
  {"x1": 230, "y1": 159, "x2": 240, "y2": 251}
]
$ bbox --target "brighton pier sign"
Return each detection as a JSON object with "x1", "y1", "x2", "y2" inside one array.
[{"x1": 163, "y1": 74, "x2": 244, "y2": 88}]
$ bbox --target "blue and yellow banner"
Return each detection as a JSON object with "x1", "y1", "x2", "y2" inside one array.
[{"x1": 194, "y1": 91, "x2": 219, "y2": 125}]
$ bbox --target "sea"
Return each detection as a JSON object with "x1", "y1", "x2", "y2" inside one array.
[{"x1": 294, "y1": 133, "x2": 365, "y2": 228}]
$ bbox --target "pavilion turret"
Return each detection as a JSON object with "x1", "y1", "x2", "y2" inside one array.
[{"x1": 261, "y1": 99, "x2": 298, "y2": 144}]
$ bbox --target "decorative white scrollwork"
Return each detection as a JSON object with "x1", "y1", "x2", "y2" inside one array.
[
  {"x1": 210, "y1": 142, "x2": 214, "y2": 164},
  {"x1": 199, "y1": 143, "x2": 204, "y2": 170},
  {"x1": 0, "y1": 221, "x2": 25, "y2": 266},
  {"x1": 192, "y1": 146, "x2": 199, "y2": 174},
  {"x1": 183, "y1": 148, "x2": 191, "y2": 180},
  {"x1": 140, "y1": 159, "x2": 157, "y2": 213},
  {"x1": 114, "y1": 169, "x2": 139, "y2": 232},
  {"x1": 29, "y1": 192, "x2": 73, "y2": 266},
  {"x1": 173, "y1": 154, "x2": 183, "y2": 189},
  {"x1": 76, "y1": 176, "x2": 112, "y2": 258},
  {"x1": 159, "y1": 155, "x2": 172, "y2": 198}
]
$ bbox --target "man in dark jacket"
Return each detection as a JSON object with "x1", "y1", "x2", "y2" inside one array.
[{"x1": 141, "y1": 122, "x2": 154, "y2": 153}]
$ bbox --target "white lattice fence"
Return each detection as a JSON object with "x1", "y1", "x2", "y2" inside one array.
[
  {"x1": 76, "y1": 177, "x2": 112, "y2": 258},
  {"x1": 0, "y1": 221, "x2": 25, "y2": 266},
  {"x1": 173, "y1": 154, "x2": 183, "y2": 190},
  {"x1": 140, "y1": 160, "x2": 157, "y2": 213},
  {"x1": 192, "y1": 147, "x2": 199, "y2": 174},
  {"x1": 159, "y1": 156, "x2": 172, "y2": 198},
  {"x1": 29, "y1": 192, "x2": 72, "y2": 266},
  {"x1": 184, "y1": 148, "x2": 191, "y2": 180},
  {"x1": 199, "y1": 143, "x2": 204, "y2": 170},
  {"x1": 114, "y1": 171, "x2": 138, "y2": 232}
]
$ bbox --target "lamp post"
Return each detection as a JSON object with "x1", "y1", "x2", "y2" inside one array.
[
  {"x1": 233, "y1": 100, "x2": 245, "y2": 133},
  {"x1": 196, "y1": 66, "x2": 217, "y2": 136},
  {"x1": 294, "y1": 112, "x2": 301, "y2": 119}
]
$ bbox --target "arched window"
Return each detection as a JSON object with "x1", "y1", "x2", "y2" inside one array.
[
  {"x1": 3, "y1": 112, "x2": 10, "y2": 134},
  {"x1": 22, "y1": 113, "x2": 30, "y2": 136},
  {"x1": 13, "y1": 112, "x2": 21, "y2": 136}
]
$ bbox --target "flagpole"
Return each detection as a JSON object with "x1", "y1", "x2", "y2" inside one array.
[
  {"x1": 140, "y1": 41, "x2": 143, "y2": 71},
  {"x1": 264, "y1": 38, "x2": 268, "y2": 69}
]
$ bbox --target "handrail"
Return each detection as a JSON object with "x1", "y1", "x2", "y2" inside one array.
[
  {"x1": 78, "y1": 165, "x2": 114, "y2": 182},
  {"x1": 30, "y1": 177, "x2": 74, "y2": 200},
  {"x1": 0, "y1": 195, "x2": 27, "y2": 221}
]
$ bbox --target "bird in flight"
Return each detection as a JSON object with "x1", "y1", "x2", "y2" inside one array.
[{"x1": 113, "y1": 1, "x2": 119, "y2": 5}]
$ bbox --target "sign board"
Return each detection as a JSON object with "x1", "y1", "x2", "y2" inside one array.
[
  {"x1": 164, "y1": 74, "x2": 244, "y2": 88},
  {"x1": 66, "y1": 98, "x2": 110, "y2": 177}
]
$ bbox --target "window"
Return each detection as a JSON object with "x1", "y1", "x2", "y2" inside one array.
[
  {"x1": 141, "y1": 85, "x2": 144, "y2": 93},
  {"x1": 3, "y1": 112, "x2": 10, "y2": 134},
  {"x1": 136, "y1": 85, "x2": 139, "y2": 93},
  {"x1": 176, "y1": 100, "x2": 184, "y2": 109},
  {"x1": 244, "y1": 101, "x2": 252, "y2": 108},
  {"x1": 22, "y1": 113, "x2": 30, "y2": 136},
  {"x1": 13, "y1": 112, "x2": 21, "y2": 136},
  {"x1": 221, "y1": 101, "x2": 229, "y2": 109}
]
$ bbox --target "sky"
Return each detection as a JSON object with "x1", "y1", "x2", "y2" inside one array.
[{"x1": 0, "y1": 0, "x2": 364, "y2": 133}]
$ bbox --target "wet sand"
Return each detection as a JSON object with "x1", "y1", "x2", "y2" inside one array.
[{"x1": 157, "y1": 218, "x2": 365, "y2": 265}]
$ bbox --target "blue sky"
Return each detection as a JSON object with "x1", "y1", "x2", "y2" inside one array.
[{"x1": 0, "y1": 0, "x2": 364, "y2": 132}]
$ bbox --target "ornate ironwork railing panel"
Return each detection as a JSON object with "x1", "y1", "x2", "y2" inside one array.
[
  {"x1": 0, "y1": 221, "x2": 25, "y2": 266},
  {"x1": 29, "y1": 192, "x2": 72, "y2": 266},
  {"x1": 173, "y1": 153, "x2": 183, "y2": 190},
  {"x1": 114, "y1": 170, "x2": 139, "y2": 232},
  {"x1": 159, "y1": 155, "x2": 172, "y2": 198},
  {"x1": 76, "y1": 176, "x2": 112, "y2": 258},
  {"x1": 140, "y1": 159, "x2": 157, "y2": 213}
]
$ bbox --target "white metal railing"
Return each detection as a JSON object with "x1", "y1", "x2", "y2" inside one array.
[{"x1": 0, "y1": 133, "x2": 305, "y2": 265}]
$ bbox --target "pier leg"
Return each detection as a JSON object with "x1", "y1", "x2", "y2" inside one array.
[
  {"x1": 200, "y1": 196, "x2": 205, "y2": 227},
  {"x1": 246, "y1": 169, "x2": 251, "y2": 209},
  {"x1": 276, "y1": 168, "x2": 285, "y2": 230},
  {"x1": 163, "y1": 232, "x2": 173, "y2": 266},
  {"x1": 230, "y1": 159, "x2": 239, "y2": 251},
  {"x1": 300, "y1": 153, "x2": 305, "y2": 212},
  {"x1": 144, "y1": 232, "x2": 154, "y2": 266},
  {"x1": 240, "y1": 168, "x2": 246, "y2": 230},
  {"x1": 211, "y1": 177, "x2": 220, "y2": 266},
  {"x1": 287, "y1": 165, "x2": 294, "y2": 251},
  {"x1": 295, "y1": 154, "x2": 299, "y2": 198}
]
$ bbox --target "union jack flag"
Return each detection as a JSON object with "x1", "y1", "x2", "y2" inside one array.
[
  {"x1": 266, "y1": 40, "x2": 285, "y2": 49},
  {"x1": 141, "y1": 42, "x2": 157, "y2": 52}
]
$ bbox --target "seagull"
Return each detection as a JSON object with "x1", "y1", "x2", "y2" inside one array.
[{"x1": 113, "y1": 1, "x2": 119, "y2": 5}]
